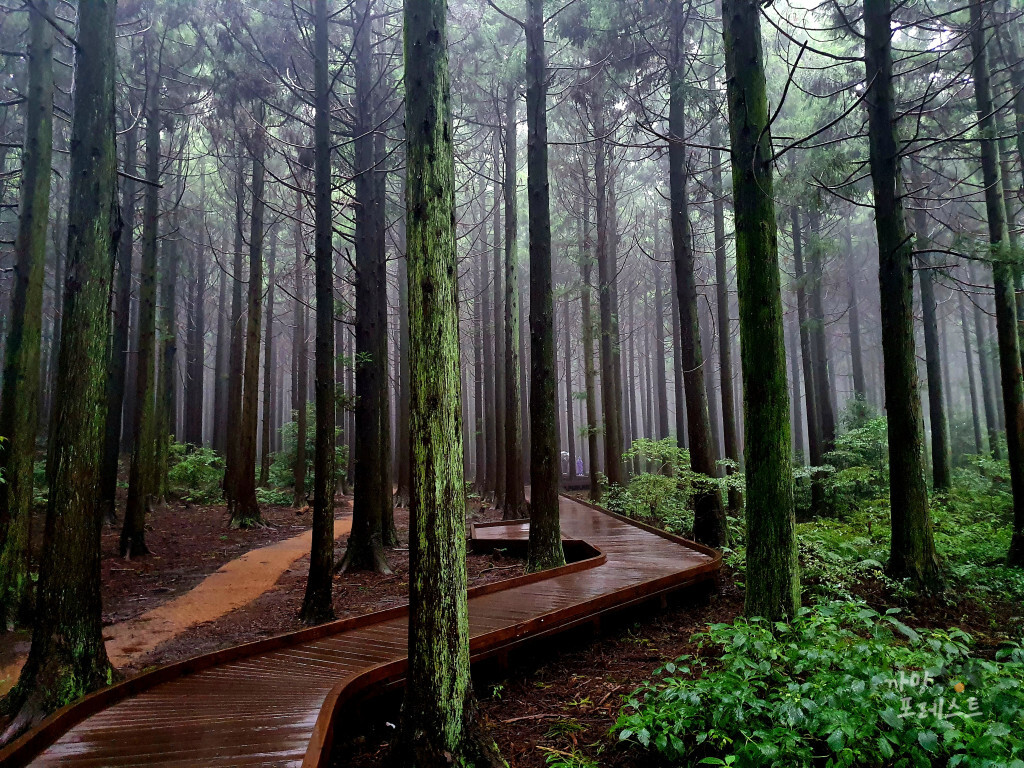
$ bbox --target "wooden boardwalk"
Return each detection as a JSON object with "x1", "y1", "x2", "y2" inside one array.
[{"x1": 0, "y1": 495, "x2": 719, "y2": 768}]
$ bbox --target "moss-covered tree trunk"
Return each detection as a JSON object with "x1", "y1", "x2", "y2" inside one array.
[
  {"x1": 0, "y1": 0, "x2": 54, "y2": 629},
  {"x1": 969, "y1": 0, "x2": 1024, "y2": 566},
  {"x1": 525, "y1": 0, "x2": 565, "y2": 572},
  {"x1": 300, "y1": 0, "x2": 336, "y2": 623},
  {"x1": 668, "y1": 41, "x2": 727, "y2": 548},
  {"x1": 395, "y1": 0, "x2": 500, "y2": 759},
  {"x1": 122, "y1": 60, "x2": 161, "y2": 558},
  {"x1": 99, "y1": 119, "x2": 137, "y2": 523},
  {"x1": 230, "y1": 102, "x2": 267, "y2": 529},
  {"x1": 504, "y1": 82, "x2": 528, "y2": 521},
  {"x1": 721, "y1": 0, "x2": 800, "y2": 620},
  {"x1": 1, "y1": 0, "x2": 118, "y2": 734},
  {"x1": 863, "y1": 0, "x2": 940, "y2": 588}
]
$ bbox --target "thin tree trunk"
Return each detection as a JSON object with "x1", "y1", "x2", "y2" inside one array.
[
  {"x1": 230, "y1": 102, "x2": 267, "y2": 528},
  {"x1": 807, "y1": 210, "x2": 836, "y2": 452},
  {"x1": 580, "y1": 190, "x2": 600, "y2": 498},
  {"x1": 224, "y1": 167, "x2": 246, "y2": 507},
  {"x1": 846, "y1": 223, "x2": 867, "y2": 399},
  {"x1": 493, "y1": 127, "x2": 507, "y2": 510},
  {"x1": 293, "y1": 190, "x2": 309, "y2": 508},
  {"x1": 184, "y1": 197, "x2": 206, "y2": 448},
  {"x1": 260, "y1": 232, "x2": 276, "y2": 485},
  {"x1": 972, "y1": 263, "x2": 1001, "y2": 457},
  {"x1": 212, "y1": 253, "x2": 228, "y2": 455},
  {"x1": 155, "y1": 200, "x2": 180, "y2": 501},
  {"x1": 961, "y1": 291, "x2": 984, "y2": 454},
  {"x1": 654, "y1": 260, "x2": 670, "y2": 441},
  {"x1": 668, "y1": 52, "x2": 726, "y2": 547}
]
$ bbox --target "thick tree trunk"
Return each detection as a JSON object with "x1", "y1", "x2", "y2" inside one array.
[
  {"x1": 668, "y1": 57, "x2": 727, "y2": 548},
  {"x1": 230, "y1": 102, "x2": 267, "y2": 528},
  {"x1": 970, "y1": 0, "x2": 1024, "y2": 566},
  {"x1": 864, "y1": 0, "x2": 940, "y2": 587},
  {"x1": 525, "y1": 0, "x2": 565, "y2": 571},
  {"x1": 99, "y1": 121, "x2": 137, "y2": 523},
  {"x1": 341, "y1": 0, "x2": 390, "y2": 572},
  {"x1": 300, "y1": 0, "x2": 336, "y2": 625},
  {"x1": 122, "y1": 63, "x2": 161, "y2": 559},
  {"x1": 721, "y1": 0, "x2": 800, "y2": 618},
  {"x1": 395, "y1": 0, "x2": 500, "y2": 757},
  {"x1": 0, "y1": 0, "x2": 54, "y2": 628},
  {"x1": 1, "y1": 0, "x2": 117, "y2": 732}
]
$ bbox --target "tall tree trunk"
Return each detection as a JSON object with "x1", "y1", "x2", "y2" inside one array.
[
  {"x1": 504, "y1": 83, "x2": 528, "y2": 519},
  {"x1": 122, "y1": 61, "x2": 161, "y2": 558},
  {"x1": 525, "y1": 0, "x2": 565, "y2": 571},
  {"x1": 212, "y1": 253, "x2": 228, "y2": 454},
  {"x1": 492, "y1": 128, "x2": 507, "y2": 510},
  {"x1": 300, "y1": 0, "x2": 336, "y2": 625},
  {"x1": 789, "y1": 315, "x2": 805, "y2": 462},
  {"x1": 230, "y1": 102, "x2": 267, "y2": 528},
  {"x1": 911, "y1": 162, "x2": 951, "y2": 490},
  {"x1": 863, "y1": 0, "x2": 940, "y2": 587},
  {"x1": 224, "y1": 167, "x2": 246, "y2": 506},
  {"x1": 375, "y1": 116, "x2": 397, "y2": 547},
  {"x1": 99, "y1": 121, "x2": 137, "y2": 523},
  {"x1": 653, "y1": 260, "x2": 670, "y2": 441},
  {"x1": 668, "y1": 52, "x2": 727, "y2": 547},
  {"x1": 595, "y1": 120, "x2": 623, "y2": 484},
  {"x1": 961, "y1": 291, "x2": 984, "y2": 454},
  {"x1": 721, "y1": 0, "x2": 800, "y2": 618},
  {"x1": 0, "y1": 0, "x2": 54, "y2": 628},
  {"x1": 341, "y1": 0, "x2": 390, "y2": 572},
  {"x1": 1, "y1": 0, "x2": 117, "y2": 732},
  {"x1": 580, "y1": 190, "x2": 600, "y2": 498},
  {"x1": 473, "y1": 250, "x2": 486, "y2": 489},
  {"x1": 970, "y1": 0, "x2": 1024, "y2": 566},
  {"x1": 482, "y1": 198, "x2": 496, "y2": 499},
  {"x1": 396, "y1": 226, "x2": 412, "y2": 508},
  {"x1": 156, "y1": 202, "x2": 180, "y2": 501},
  {"x1": 793, "y1": 209, "x2": 824, "y2": 515},
  {"x1": 806, "y1": 210, "x2": 836, "y2": 452},
  {"x1": 260, "y1": 232, "x2": 276, "y2": 485},
  {"x1": 184, "y1": 202, "x2": 206, "y2": 448},
  {"x1": 671, "y1": 267, "x2": 687, "y2": 447},
  {"x1": 710, "y1": 99, "x2": 740, "y2": 508},
  {"x1": 395, "y1": 0, "x2": 500, "y2": 756},
  {"x1": 293, "y1": 190, "x2": 309, "y2": 508},
  {"x1": 846, "y1": 222, "x2": 867, "y2": 399}
]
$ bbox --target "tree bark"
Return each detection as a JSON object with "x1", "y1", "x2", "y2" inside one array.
[
  {"x1": 0, "y1": 0, "x2": 54, "y2": 628},
  {"x1": 122, "y1": 60, "x2": 161, "y2": 558},
  {"x1": 230, "y1": 102, "x2": 267, "y2": 528},
  {"x1": 292, "y1": 190, "x2": 309, "y2": 508},
  {"x1": 721, "y1": 0, "x2": 800, "y2": 618},
  {"x1": 580, "y1": 188, "x2": 600, "y2": 498},
  {"x1": 1, "y1": 0, "x2": 117, "y2": 732},
  {"x1": 259, "y1": 232, "x2": 276, "y2": 485},
  {"x1": 395, "y1": 0, "x2": 500, "y2": 756},
  {"x1": 970, "y1": 0, "x2": 1024, "y2": 566},
  {"x1": 863, "y1": 0, "x2": 940, "y2": 587},
  {"x1": 668, "y1": 51, "x2": 727, "y2": 548},
  {"x1": 525, "y1": 0, "x2": 565, "y2": 571},
  {"x1": 960, "y1": 291, "x2": 984, "y2": 454}
]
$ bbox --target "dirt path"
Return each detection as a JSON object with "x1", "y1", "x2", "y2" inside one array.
[{"x1": 0, "y1": 515, "x2": 352, "y2": 695}]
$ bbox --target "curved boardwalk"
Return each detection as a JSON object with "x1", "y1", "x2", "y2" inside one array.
[{"x1": 1, "y1": 495, "x2": 719, "y2": 768}]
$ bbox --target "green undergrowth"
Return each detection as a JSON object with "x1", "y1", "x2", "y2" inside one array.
[
  {"x1": 167, "y1": 441, "x2": 224, "y2": 503},
  {"x1": 616, "y1": 600, "x2": 1024, "y2": 768}
]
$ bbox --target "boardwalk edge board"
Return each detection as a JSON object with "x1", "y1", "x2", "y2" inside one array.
[{"x1": 0, "y1": 494, "x2": 721, "y2": 768}]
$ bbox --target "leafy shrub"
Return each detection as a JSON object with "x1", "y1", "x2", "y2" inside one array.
[
  {"x1": 167, "y1": 442, "x2": 223, "y2": 503},
  {"x1": 268, "y1": 404, "x2": 348, "y2": 493},
  {"x1": 256, "y1": 487, "x2": 294, "y2": 506},
  {"x1": 821, "y1": 416, "x2": 889, "y2": 516},
  {"x1": 616, "y1": 600, "x2": 1024, "y2": 767}
]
